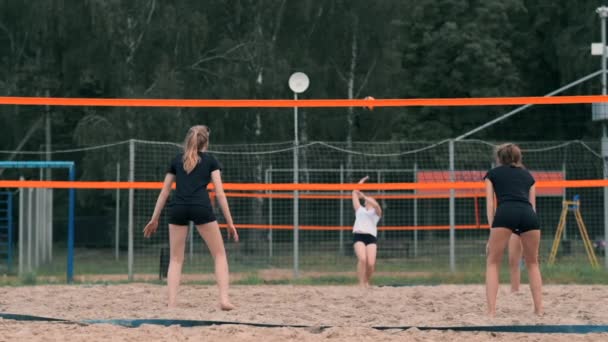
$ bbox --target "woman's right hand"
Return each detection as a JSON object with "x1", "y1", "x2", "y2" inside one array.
[{"x1": 143, "y1": 219, "x2": 159, "y2": 238}]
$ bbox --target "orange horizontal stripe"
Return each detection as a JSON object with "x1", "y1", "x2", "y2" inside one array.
[
  {"x1": 218, "y1": 223, "x2": 490, "y2": 231},
  {"x1": 225, "y1": 192, "x2": 485, "y2": 199},
  {"x1": 0, "y1": 95, "x2": 607, "y2": 107},
  {"x1": 1, "y1": 180, "x2": 608, "y2": 190}
]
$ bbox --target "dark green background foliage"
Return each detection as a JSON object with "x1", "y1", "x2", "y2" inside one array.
[{"x1": 0, "y1": 0, "x2": 606, "y2": 149}]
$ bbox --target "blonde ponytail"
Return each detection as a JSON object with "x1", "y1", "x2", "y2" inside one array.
[{"x1": 182, "y1": 125, "x2": 210, "y2": 174}]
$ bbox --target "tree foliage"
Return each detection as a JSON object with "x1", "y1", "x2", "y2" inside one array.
[{"x1": 0, "y1": 0, "x2": 604, "y2": 150}]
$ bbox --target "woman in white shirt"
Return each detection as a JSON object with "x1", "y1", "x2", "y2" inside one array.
[{"x1": 352, "y1": 176, "x2": 382, "y2": 287}]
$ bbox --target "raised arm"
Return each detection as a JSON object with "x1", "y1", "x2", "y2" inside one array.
[
  {"x1": 485, "y1": 179, "x2": 495, "y2": 227},
  {"x1": 352, "y1": 190, "x2": 362, "y2": 211},
  {"x1": 143, "y1": 173, "x2": 175, "y2": 238},
  {"x1": 352, "y1": 176, "x2": 369, "y2": 212},
  {"x1": 211, "y1": 170, "x2": 239, "y2": 242}
]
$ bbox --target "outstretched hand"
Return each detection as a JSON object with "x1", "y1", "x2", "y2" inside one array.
[
  {"x1": 358, "y1": 176, "x2": 369, "y2": 184},
  {"x1": 143, "y1": 219, "x2": 159, "y2": 238}
]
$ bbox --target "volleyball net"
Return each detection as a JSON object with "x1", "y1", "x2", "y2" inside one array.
[
  {"x1": 1, "y1": 138, "x2": 606, "y2": 280},
  {"x1": 1, "y1": 94, "x2": 608, "y2": 280}
]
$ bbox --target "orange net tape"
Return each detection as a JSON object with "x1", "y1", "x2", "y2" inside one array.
[
  {"x1": 1, "y1": 95, "x2": 608, "y2": 107},
  {"x1": 0, "y1": 179, "x2": 607, "y2": 190}
]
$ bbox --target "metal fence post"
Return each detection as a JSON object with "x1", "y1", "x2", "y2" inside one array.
[
  {"x1": 449, "y1": 140, "x2": 456, "y2": 272},
  {"x1": 339, "y1": 164, "x2": 344, "y2": 255},
  {"x1": 128, "y1": 139, "x2": 135, "y2": 281}
]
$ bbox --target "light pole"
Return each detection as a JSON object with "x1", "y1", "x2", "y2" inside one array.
[
  {"x1": 594, "y1": 6, "x2": 608, "y2": 269},
  {"x1": 288, "y1": 72, "x2": 309, "y2": 277},
  {"x1": 597, "y1": 7, "x2": 608, "y2": 95}
]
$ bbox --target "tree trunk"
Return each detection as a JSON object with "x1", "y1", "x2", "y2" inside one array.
[{"x1": 346, "y1": 19, "x2": 358, "y2": 182}]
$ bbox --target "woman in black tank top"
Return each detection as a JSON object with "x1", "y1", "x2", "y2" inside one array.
[
  {"x1": 143, "y1": 125, "x2": 239, "y2": 311},
  {"x1": 484, "y1": 143, "x2": 543, "y2": 316}
]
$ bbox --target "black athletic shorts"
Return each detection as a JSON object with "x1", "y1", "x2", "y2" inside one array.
[
  {"x1": 353, "y1": 233, "x2": 377, "y2": 245},
  {"x1": 492, "y1": 201, "x2": 539, "y2": 235},
  {"x1": 168, "y1": 205, "x2": 216, "y2": 225}
]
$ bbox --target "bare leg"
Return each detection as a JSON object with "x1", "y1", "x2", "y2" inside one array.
[
  {"x1": 365, "y1": 244, "x2": 377, "y2": 287},
  {"x1": 196, "y1": 221, "x2": 234, "y2": 311},
  {"x1": 508, "y1": 234, "x2": 523, "y2": 293},
  {"x1": 353, "y1": 242, "x2": 367, "y2": 287},
  {"x1": 167, "y1": 225, "x2": 188, "y2": 308},
  {"x1": 486, "y1": 228, "x2": 512, "y2": 316},
  {"x1": 520, "y1": 229, "x2": 543, "y2": 315}
]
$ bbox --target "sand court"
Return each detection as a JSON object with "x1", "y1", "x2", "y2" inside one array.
[{"x1": 1, "y1": 284, "x2": 608, "y2": 341}]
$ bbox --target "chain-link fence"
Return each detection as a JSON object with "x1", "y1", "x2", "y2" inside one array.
[{"x1": 1, "y1": 139, "x2": 606, "y2": 279}]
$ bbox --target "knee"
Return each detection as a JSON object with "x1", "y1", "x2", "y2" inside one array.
[
  {"x1": 509, "y1": 256, "x2": 520, "y2": 268},
  {"x1": 486, "y1": 254, "x2": 502, "y2": 266},
  {"x1": 357, "y1": 257, "x2": 367, "y2": 265},
  {"x1": 170, "y1": 254, "x2": 184, "y2": 264},
  {"x1": 211, "y1": 247, "x2": 227, "y2": 260},
  {"x1": 524, "y1": 254, "x2": 539, "y2": 267},
  {"x1": 366, "y1": 261, "x2": 375, "y2": 271}
]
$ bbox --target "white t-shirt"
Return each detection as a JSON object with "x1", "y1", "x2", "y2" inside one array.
[{"x1": 353, "y1": 207, "x2": 380, "y2": 237}]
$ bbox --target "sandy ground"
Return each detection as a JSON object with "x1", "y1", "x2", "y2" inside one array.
[{"x1": 0, "y1": 284, "x2": 607, "y2": 341}]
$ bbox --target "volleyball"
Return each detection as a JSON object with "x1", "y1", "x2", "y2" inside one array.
[{"x1": 363, "y1": 96, "x2": 375, "y2": 110}]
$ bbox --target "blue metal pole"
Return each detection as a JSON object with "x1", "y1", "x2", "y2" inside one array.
[{"x1": 67, "y1": 165, "x2": 75, "y2": 283}]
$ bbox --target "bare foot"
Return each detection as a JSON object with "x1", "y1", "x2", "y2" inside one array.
[
  {"x1": 534, "y1": 309, "x2": 544, "y2": 316},
  {"x1": 220, "y1": 301, "x2": 236, "y2": 311},
  {"x1": 487, "y1": 310, "x2": 496, "y2": 317}
]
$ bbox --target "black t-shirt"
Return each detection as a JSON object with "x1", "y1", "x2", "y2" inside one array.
[
  {"x1": 484, "y1": 165, "x2": 535, "y2": 205},
  {"x1": 167, "y1": 152, "x2": 222, "y2": 206}
]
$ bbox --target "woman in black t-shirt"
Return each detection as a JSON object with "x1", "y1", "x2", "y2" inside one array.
[
  {"x1": 143, "y1": 125, "x2": 239, "y2": 311},
  {"x1": 484, "y1": 143, "x2": 543, "y2": 316}
]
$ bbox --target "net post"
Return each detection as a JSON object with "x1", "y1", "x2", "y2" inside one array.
[
  {"x1": 128, "y1": 139, "x2": 135, "y2": 281},
  {"x1": 413, "y1": 162, "x2": 418, "y2": 258},
  {"x1": 339, "y1": 164, "x2": 345, "y2": 255},
  {"x1": 115, "y1": 162, "x2": 120, "y2": 260},
  {"x1": 41, "y1": 188, "x2": 47, "y2": 265},
  {"x1": 562, "y1": 160, "x2": 568, "y2": 240},
  {"x1": 42, "y1": 188, "x2": 47, "y2": 265},
  {"x1": 266, "y1": 166, "x2": 273, "y2": 260},
  {"x1": 67, "y1": 164, "x2": 75, "y2": 283},
  {"x1": 41, "y1": 189, "x2": 46, "y2": 264},
  {"x1": 449, "y1": 139, "x2": 456, "y2": 272},
  {"x1": 34, "y1": 187, "x2": 40, "y2": 268},
  {"x1": 603, "y1": 133, "x2": 608, "y2": 270},
  {"x1": 7, "y1": 192, "x2": 13, "y2": 272},
  {"x1": 377, "y1": 170, "x2": 383, "y2": 243},
  {"x1": 48, "y1": 189, "x2": 53, "y2": 263},
  {"x1": 43, "y1": 188, "x2": 47, "y2": 264},
  {"x1": 18, "y1": 177, "x2": 24, "y2": 276},
  {"x1": 27, "y1": 188, "x2": 32, "y2": 273}
]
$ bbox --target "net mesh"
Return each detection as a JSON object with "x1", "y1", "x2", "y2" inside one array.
[{"x1": 0, "y1": 139, "x2": 605, "y2": 278}]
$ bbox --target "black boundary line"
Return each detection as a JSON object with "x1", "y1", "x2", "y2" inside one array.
[{"x1": 2, "y1": 313, "x2": 608, "y2": 334}]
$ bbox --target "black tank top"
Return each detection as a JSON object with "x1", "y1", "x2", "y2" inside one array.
[
  {"x1": 167, "y1": 152, "x2": 222, "y2": 206},
  {"x1": 484, "y1": 165, "x2": 535, "y2": 205}
]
